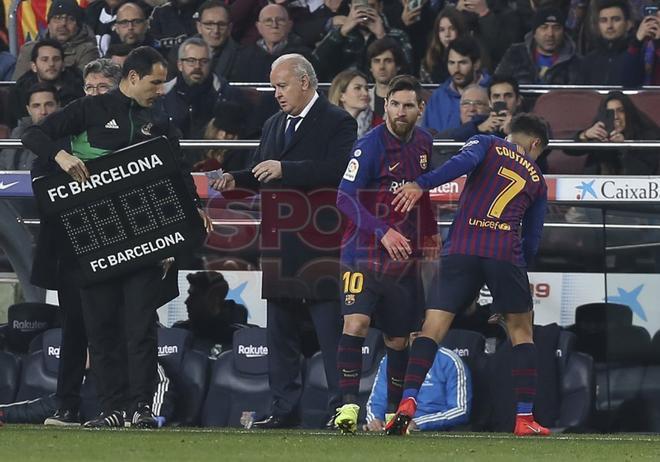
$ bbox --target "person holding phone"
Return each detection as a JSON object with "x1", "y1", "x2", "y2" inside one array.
[
  {"x1": 313, "y1": 0, "x2": 413, "y2": 80},
  {"x1": 623, "y1": 4, "x2": 660, "y2": 86},
  {"x1": 572, "y1": 91, "x2": 660, "y2": 174}
]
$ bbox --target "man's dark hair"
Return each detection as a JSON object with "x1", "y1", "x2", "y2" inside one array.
[
  {"x1": 196, "y1": 0, "x2": 230, "y2": 20},
  {"x1": 488, "y1": 75, "x2": 520, "y2": 99},
  {"x1": 510, "y1": 113, "x2": 550, "y2": 148},
  {"x1": 30, "y1": 39, "x2": 64, "y2": 63},
  {"x1": 105, "y1": 43, "x2": 133, "y2": 59},
  {"x1": 366, "y1": 37, "x2": 406, "y2": 71},
  {"x1": 596, "y1": 0, "x2": 631, "y2": 19},
  {"x1": 447, "y1": 36, "x2": 481, "y2": 63},
  {"x1": 386, "y1": 74, "x2": 423, "y2": 104},
  {"x1": 187, "y1": 271, "x2": 230, "y2": 302},
  {"x1": 26, "y1": 82, "x2": 60, "y2": 104},
  {"x1": 121, "y1": 46, "x2": 168, "y2": 78}
]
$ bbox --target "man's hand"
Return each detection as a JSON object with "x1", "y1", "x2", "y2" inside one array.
[
  {"x1": 363, "y1": 7, "x2": 386, "y2": 39},
  {"x1": 364, "y1": 419, "x2": 385, "y2": 432},
  {"x1": 463, "y1": 0, "x2": 490, "y2": 17},
  {"x1": 636, "y1": 16, "x2": 660, "y2": 41},
  {"x1": 209, "y1": 172, "x2": 235, "y2": 191},
  {"x1": 54, "y1": 150, "x2": 90, "y2": 183},
  {"x1": 340, "y1": 3, "x2": 368, "y2": 36},
  {"x1": 401, "y1": 0, "x2": 424, "y2": 26},
  {"x1": 381, "y1": 228, "x2": 412, "y2": 261},
  {"x1": 198, "y1": 208, "x2": 213, "y2": 234},
  {"x1": 422, "y1": 233, "x2": 441, "y2": 261},
  {"x1": 253, "y1": 160, "x2": 283, "y2": 183},
  {"x1": 392, "y1": 181, "x2": 423, "y2": 213},
  {"x1": 477, "y1": 111, "x2": 506, "y2": 134},
  {"x1": 581, "y1": 121, "x2": 609, "y2": 142}
]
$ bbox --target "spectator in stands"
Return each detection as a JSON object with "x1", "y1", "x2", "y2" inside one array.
[
  {"x1": 381, "y1": 0, "x2": 435, "y2": 74},
  {"x1": 364, "y1": 340, "x2": 472, "y2": 432},
  {"x1": 8, "y1": 40, "x2": 84, "y2": 128},
  {"x1": 292, "y1": 0, "x2": 350, "y2": 48},
  {"x1": 172, "y1": 271, "x2": 248, "y2": 353},
  {"x1": 328, "y1": 69, "x2": 372, "y2": 137},
  {"x1": 436, "y1": 85, "x2": 496, "y2": 140},
  {"x1": 105, "y1": 43, "x2": 133, "y2": 67},
  {"x1": 150, "y1": 0, "x2": 204, "y2": 56},
  {"x1": 158, "y1": 37, "x2": 240, "y2": 138},
  {"x1": 0, "y1": 84, "x2": 60, "y2": 171},
  {"x1": 13, "y1": 0, "x2": 99, "y2": 80},
  {"x1": 228, "y1": 0, "x2": 266, "y2": 45},
  {"x1": 313, "y1": 0, "x2": 412, "y2": 81},
  {"x1": 0, "y1": 50, "x2": 16, "y2": 80},
  {"x1": 419, "y1": 6, "x2": 467, "y2": 84},
  {"x1": 622, "y1": 8, "x2": 660, "y2": 86},
  {"x1": 85, "y1": 0, "x2": 122, "y2": 57},
  {"x1": 495, "y1": 7, "x2": 581, "y2": 84},
  {"x1": 83, "y1": 58, "x2": 122, "y2": 96},
  {"x1": 421, "y1": 36, "x2": 490, "y2": 134},
  {"x1": 572, "y1": 91, "x2": 660, "y2": 174},
  {"x1": 112, "y1": 3, "x2": 157, "y2": 50},
  {"x1": 192, "y1": 100, "x2": 250, "y2": 171},
  {"x1": 230, "y1": 3, "x2": 312, "y2": 82},
  {"x1": 366, "y1": 37, "x2": 405, "y2": 127},
  {"x1": 488, "y1": 74, "x2": 523, "y2": 135},
  {"x1": 193, "y1": 0, "x2": 240, "y2": 80},
  {"x1": 579, "y1": 0, "x2": 633, "y2": 85}
]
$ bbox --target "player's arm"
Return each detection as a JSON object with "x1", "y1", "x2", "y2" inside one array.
[
  {"x1": 364, "y1": 357, "x2": 387, "y2": 431},
  {"x1": 521, "y1": 189, "x2": 548, "y2": 268},
  {"x1": 22, "y1": 97, "x2": 91, "y2": 182},
  {"x1": 337, "y1": 144, "x2": 412, "y2": 260},
  {"x1": 412, "y1": 353, "x2": 471, "y2": 431},
  {"x1": 392, "y1": 135, "x2": 491, "y2": 213}
]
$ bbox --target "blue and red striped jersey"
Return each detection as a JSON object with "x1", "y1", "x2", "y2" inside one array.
[
  {"x1": 416, "y1": 134, "x2": 547, "y2": 266},
  {"x1": 337, "y1": 124, "x2": 436, "y2": 275}
]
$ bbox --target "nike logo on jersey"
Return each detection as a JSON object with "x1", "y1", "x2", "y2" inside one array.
[
  {"x1": 388, "y1": 162, "x2": 400, "y2": 172},
  {"x1": 105, "y1": 119, "x2": 119, "y2": 129},
  {"x1": 0, "y1": 181, "x2": 18, "y2": 190}
]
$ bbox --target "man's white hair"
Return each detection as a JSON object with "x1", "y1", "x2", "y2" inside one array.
[{"x1": 271, "y1": 53, "x2": 318, "y2": 89}]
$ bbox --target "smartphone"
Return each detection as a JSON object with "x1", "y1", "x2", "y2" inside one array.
[
  {"x1": 408, "y1": 0, "x2": 422, "y2": 11},
  {"x1": 603, "y1": 109, "x2": 615, "y2": 134},
  {"x1": 492, "y1": 101, "x2": 507, "y2": 115},
  {"x1": 353, "y1": 0, "x2": 369, "y2": 8},
  {"x1": 644, "y1": 5, "x2": 659, "y2": 16},
  {"x1": 205, "y1": 169, "x2": 223, "y2": 181}
]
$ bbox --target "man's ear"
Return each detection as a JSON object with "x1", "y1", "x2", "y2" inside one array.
[{"x1": 30, "y1": 62, "x2": 37, "y2": 74}]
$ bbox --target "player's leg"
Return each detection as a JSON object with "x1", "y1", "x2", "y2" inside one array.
[
  {"x1": 335, "y1": 269, "x2": 374, "y2": 433},
  {"x1": 485, "y1": 260, "x2": 550, "y2": 436},
  {"x1": 383, "y1": 335, "x2": 409, "y2": 415},
  {"x1": 386, "y1": 255, "x2": 482, "y2": 435}
]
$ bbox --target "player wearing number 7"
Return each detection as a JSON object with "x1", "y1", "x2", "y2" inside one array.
[
  {"x1": 386, "y1": 113, "x2": 551, "y2": 437},
  {"x1": 333, "y1": 76, "x2": 440, "y2": 434}
]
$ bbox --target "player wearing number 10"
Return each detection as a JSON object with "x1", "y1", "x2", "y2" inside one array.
[{"x1": 387, "y1": 113, "x2": 551, "y2": 437}]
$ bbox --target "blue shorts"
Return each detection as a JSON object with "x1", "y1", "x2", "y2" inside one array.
[
  {"x1": 426, "y1": 254, "x2": 532, "y2": 314},
  {"x1": 340, "y1": 268, "x2": 423, "y2": 337}
]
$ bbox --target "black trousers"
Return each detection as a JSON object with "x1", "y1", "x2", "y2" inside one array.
[
  {"x1": 80, "y1": 266, "x2": 161, "y2": 413},
  {"x1": 54, "y1": 270, "x2": 87, "y2": 412},
  {"x1": 267, "y1": 299, "x2": 342, "y2": 418}
]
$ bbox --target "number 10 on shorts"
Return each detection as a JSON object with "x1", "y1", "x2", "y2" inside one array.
[{"x1": 342, "y1": 272, "x2": 364, "y2": 306}]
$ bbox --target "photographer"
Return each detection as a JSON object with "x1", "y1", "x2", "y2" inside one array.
[{"x1": 571, "y1": 91, "x2": 660, "y2": 174}]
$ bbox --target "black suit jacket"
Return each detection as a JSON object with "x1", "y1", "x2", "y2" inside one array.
[{"x1": 232, "y1": 95, "x2": 357, "y2": 300}]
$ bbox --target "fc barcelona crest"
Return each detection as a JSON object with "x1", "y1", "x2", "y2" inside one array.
[
  {"x1": 419, "y1": 153, "x2": 428, "y2": 170},
  {"x1": 345, "y1": 294, "x2": 355, "y2": 306}
]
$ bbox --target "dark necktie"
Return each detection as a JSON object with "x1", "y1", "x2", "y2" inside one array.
[{"x1": 284, "y1": 116, "x2": 302, "y2": 146}]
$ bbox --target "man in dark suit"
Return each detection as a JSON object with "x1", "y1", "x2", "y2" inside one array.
[{"x1": 211, "y1": 53, "x2": 357, "y2": 428}]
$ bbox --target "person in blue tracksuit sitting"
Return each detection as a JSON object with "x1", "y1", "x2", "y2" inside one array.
[{"x1": 365, "y1": 346, "x2": 472, "y2": 431}]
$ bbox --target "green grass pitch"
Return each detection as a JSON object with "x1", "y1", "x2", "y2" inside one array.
[{"x1": 1, "y1": 426, "x2": 660, "y2": 461}]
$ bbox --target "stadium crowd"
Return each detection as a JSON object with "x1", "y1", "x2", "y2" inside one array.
[
  {"x1": 0, "y1": 0, "x2": 658, "y2": 174},
  {"x1": 1, "y1": 0, "x2": 660, "y2": 434}
]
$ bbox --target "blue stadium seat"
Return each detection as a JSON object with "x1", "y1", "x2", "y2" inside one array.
[
  {"x1": 201, "y1": 327, "x2": 272, "y2": 427},
  {"x1": 0, "y1": 351, "x2": 21, "y2": 404},
  {"x1": 5, "y1": 303, "x2": 60, "y2": 354},
  {"x1": 300, "y1": 328, "x2": 384, "y2": 428},
  {"x1": 15, "y1": 328, "x2": 61, "y2": 401},
  {"x1": 440, "y1": 329, "x2": 489, "y2": 431},
  {"x1": 157, "y1": 327, "x2": 208, "y2": 425}
]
